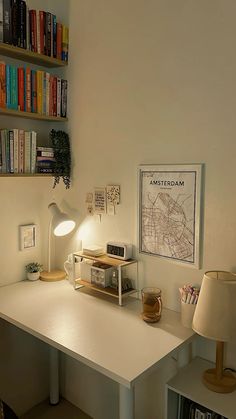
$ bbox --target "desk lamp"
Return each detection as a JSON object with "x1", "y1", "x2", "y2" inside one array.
[
  {"x1": 192, "y1": 271, "x2": 236, "y2": 393},
  {"x1": 40, "y1": 203, "x2": 75, "y2": 282}
]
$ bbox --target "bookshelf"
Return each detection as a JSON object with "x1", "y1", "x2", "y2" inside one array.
[
  {"x1": 0, "y1": 43, "x2": 68, "y2": 68},
  {"x1": 166, "y1": 357, "x2": 236, "y2": 419}
]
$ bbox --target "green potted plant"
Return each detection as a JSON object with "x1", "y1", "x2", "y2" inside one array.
[
  {"x1": 25, "y1": 262, "x2": 43, "y2": 281},
  {"x1": 50, "y1": 129, "x2": 71, "y2": 189}
]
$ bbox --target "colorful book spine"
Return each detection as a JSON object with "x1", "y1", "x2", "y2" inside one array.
[
  {"x1": 46, "y1": 12, "x2": 51, "y2": 56},
  {"x1": 29, "y1": 9, "x2": 37, "y2": 52},
  {"x1": 25, "y1": 67, "x2": 31, "y2": 112},
  {"x1": 56, "y1": 22, "x2": 62, "y2": 60},
  {"x1": 0, "y1": 61, "x2": 6, "y2": 108},
  {"x1": 36, "y1": 70, "x2": 43, "y2": 114},
  {"x1": 11, "y1": 66, "x2": 18, "y2": 110},
  {"x1": 18, "y1": 67, "x2": 24, "y2": 111},
  {"x1": 36, "y1": 10, "x2": 40, "y2": 54},
  {"x1": 52, "y1": 76, "x2": 57, "y2": 116},
  {"x1": 39, "y1": 10, "x2": 45, "y2": 54},
  {"x1": 52, "y1": 14, "x2": 57, "y2": 58},
  {"x1": 56, "y1": 77, "x2": 61, "y2": 117},
  {"x1": 13, "y1": 128, "x2": 19, "y2": 173},
  {"x1": 61, "y1": 79, "x2": 67, "y2": 117},
  {"x1": 18, "y1": 129, "x2": 24, "y2": 173},
  {"x1": 18, "y1": 0, "x2": 26, "y2": 49},
  {"x1": 24, "y1": 130, "x2": 31, "y2": 173},
  {"x1": 31, "y1": 69, "x2": 37, "y2": 113},
  {"x1": 6, "y1": 64, "x2": 11, "y2": 108},
  {"x1": 45, "y1": 72, "x2": 50, "y2": 116}
]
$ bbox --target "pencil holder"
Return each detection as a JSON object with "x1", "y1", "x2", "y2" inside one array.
[{"x1": 181, "y1": 301, "x2": 196, "y2": 328}]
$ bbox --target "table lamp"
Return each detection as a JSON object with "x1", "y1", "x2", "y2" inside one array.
[
  {"x1": 40, "y1": 203, "x2": 76, "y2": 282},
  {"x1": 192, "y1": 271, "x2": 236, "y2": 393}
]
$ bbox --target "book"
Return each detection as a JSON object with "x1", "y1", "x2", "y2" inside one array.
[
  {"x1": 36, "y1": 70, "x2": 43, "y2": 114},
  {"x1": 61, "y1": 24, "x2": 68, "y2": 61},
  {"x1": 18, "y1": 129, "x2": 24, "y2": 173},
  {"x1": 39, "y1": 10, "x2": 45, "y2": 54},
  {"x1": 3, "y1": 0, "x2": 12, "y2": 44},
  {"x1": 0, "y1": 61, "x2": 6, "y2": 108},
  {"x1": 11, "y1": 0, "x2": 18, "y2": 46},
  {"x1": 61, "y1": 79, "x2": 67, "y2": 117},
  {"x1": 5, "y1": 64, "x2": 11, "y2": 108},
  {"x1": 30, "y1": 130, "x2": 36, "y2": 173},
  {"x1": 52, "y1": 75, "x2": 57, "y2": 116},
  {"x1": 0, "y1": 0, "x2": 4, "y2": 43},
  {"x1": 56, "y1": 22, "x2": 62, "y2": 60},
  {"x1": 18, "y1": 67, "x2": 24, "y2": 111},
  {"x1": 46, "y1": 12, "x2": 51, "y2": 56},
  {"x1": 13, "y1": 128, "x2": 18, "y2": 173},
  {"x1": 1, "y1": 129, "x2": 7, "y2": 172},
  {"x1": 9, "y1": 130, "x2": 14, "y2": 173},
  {"x1": 24, "y1": 130, "x2": 31, "y2": 173},
  {"x1": 18, "y1": 0, "x2": 26, "y2": 49},
  {"x1": 11, "y1": 65, "x2": 18, "y2": 110},
  {"x1": 52, "y1": 14, "x2": 56, "y2": 58},
  {"x1": 56, "y1": 77, "x2": 61, "y2": 117},
  {"x1": 25, "y1": 67, "x2": 31, "y2": 112},
  {"x1": 45, "y1": 72, "x2": 50, "y2": 115},
  {"x1": 31, "y1": 69, "x2": 37, "y2": 112},
  {"x1": 29, "y1": 9, "x2": 37, "y2": 52}
]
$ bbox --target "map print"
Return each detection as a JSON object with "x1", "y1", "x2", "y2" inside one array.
[{"x1": 140, "y1": 169, "x2": 197, "y2": 264}]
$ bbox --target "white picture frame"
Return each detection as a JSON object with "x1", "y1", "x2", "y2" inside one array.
[
  {"x1": 138, "y1": 164, "x2": 202, "y2": 269},
  {"x1": 19, "y1": 224, "x2": 37, "y2": 251}
]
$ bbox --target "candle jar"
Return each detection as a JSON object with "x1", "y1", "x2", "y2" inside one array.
[{"x1": 141, "y1": 287, "x2": 162, "y2": 323}]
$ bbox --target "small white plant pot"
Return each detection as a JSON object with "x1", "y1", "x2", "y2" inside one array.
[
  {"x1": 181, "y1": 301, "x2": 196, "y2": 328},
  {"x1": 27, "y1": 271, "x2": 40, "y2": 281}
]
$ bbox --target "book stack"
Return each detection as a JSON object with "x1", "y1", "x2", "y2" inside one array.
[
  {"x1": 36, "y1": 146, "x2": 55, "y2": 174},
  {"x1": 0, "y1": 0, "x2": 69, "y2": 61},
  {"x1": 180, "y1": 397, "x2": 227, "y2": 419},
  {"x1": 0, "y1": 128, "x2": 37, "y2": 173},
  {"x1": 0, "y1": 61, "x2": 67, "y2": 117}
]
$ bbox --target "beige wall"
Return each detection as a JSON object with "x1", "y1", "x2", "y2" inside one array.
[
  {"x1": 59, "y1": 1, "x2": 236, "y2": 418},
  {"x1": 1, "y1": 0, "x2": 236, "y2": 418}
]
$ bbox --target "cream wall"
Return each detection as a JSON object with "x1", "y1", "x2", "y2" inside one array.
[
  {"x1": 58, "y1": 1, "x2": 236, "y2": 418},
  {"x1": 1, "y1": 0, "x2": 236, "y2": 418}
]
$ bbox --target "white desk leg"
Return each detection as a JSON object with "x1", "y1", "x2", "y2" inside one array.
[
  {"x1": 119, "y1": 384, "x2": 134, "y2": 419},
  {"x1": 49, "y1": 347, "x2": 60, "y2": 405}
]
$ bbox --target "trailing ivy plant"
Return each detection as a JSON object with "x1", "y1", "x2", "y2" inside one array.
[{"x1": 50, "y1": 129, "x2": 71, "y2": 189}]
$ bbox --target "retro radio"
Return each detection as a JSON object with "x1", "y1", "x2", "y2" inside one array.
[{"x1": 106, "y1": 242, "x2": 132, "y2": 260}]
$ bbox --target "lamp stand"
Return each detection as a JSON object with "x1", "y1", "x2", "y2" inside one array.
[
  {"x1": 40, "y1": 219, "x2": 66, "y2": 282},
  {"x1": 203, "y1": 341, "x2": 236, "y2": 393}
]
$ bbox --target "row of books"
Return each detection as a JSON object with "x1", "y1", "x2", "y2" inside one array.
[
  {"x1": 180, "y1": 397, "x2": 227, "y2": 419},
  {"x1": 0, "y1": 62, "x2": 68, "y2": 117},
  {"x1": 0, "y1": 0, "x2": 69, "y2": 61}
]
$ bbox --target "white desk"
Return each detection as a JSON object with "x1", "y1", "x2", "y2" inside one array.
[{"x1": 0, "y1": 280, "x2": 195, "y2": 419}]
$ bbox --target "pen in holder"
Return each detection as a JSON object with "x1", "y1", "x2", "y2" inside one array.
[{"x1": 179, "y1": 284, "x2": 200, "y2": 328}]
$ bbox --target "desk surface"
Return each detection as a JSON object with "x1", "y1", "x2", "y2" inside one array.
[{"x1": 0, "y1": 280, "x2": 194, "y2": 388}]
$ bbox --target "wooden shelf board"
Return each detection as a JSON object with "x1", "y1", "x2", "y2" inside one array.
[
  {"x1": 0, "y1": 107, "x2": 68, "y2": 121},
  {"x1": 0, "y1": 42, "x2": 68, "y2": 68},
  {"x1": 74, "y1": 251, "x2": 137, "y2": 267},
  {"x1": 75, "y1": 279, "x2": 137, "y2": 298}
]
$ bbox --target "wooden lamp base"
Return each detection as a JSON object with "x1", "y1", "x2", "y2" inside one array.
[
  {"x1": 203, "y1": 368, "x2": 236, "y2": 393},
  {"x1": 40, "y1": 270, "x2": 66, "y2": 282},
  {"x1": 202, "y1": 341, "x2": 236, "y2": 393}
]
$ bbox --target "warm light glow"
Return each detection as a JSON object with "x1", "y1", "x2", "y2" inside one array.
[{"x1": 54, "y1": 220, "x2": 75, "y2": 236}]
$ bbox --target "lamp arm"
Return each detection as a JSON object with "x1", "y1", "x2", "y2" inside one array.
[{"x1": 48, "y1": 219, "x2": 52, "y2": 273}]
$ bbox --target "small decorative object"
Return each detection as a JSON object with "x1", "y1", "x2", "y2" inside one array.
[
  {"x1": 141, "y1": 287, "x2": 162, "y2": 323},
  {"x1": 192, "y1": 271, "x2": 236, "y2": 393},
  {"x1": 86, "y1": 192, "x2": 94, "y2": 215},
  {"x1": 106, "y1": 185, "x2": 120, "y2": 215},
  {"x1": 139, "y1": 164, "x2": 202, "y2": 268},
  {"x1": 50, "y1": 129, "x2": 71, "y2": 189},
  {"x1": 19, "y1": 224, "x2": 37, "y2": 251},
  {"x1": 179, "y1": 284, "x2": 200, "y2": 328},
  {"x1": 91, "y1": 262, "x2": 113, "y2": 288},
  {"x1": 94, "y1": 187, "x2": 106, "y2": 215},
  {"x1": 25, "y1": 262, "x2": 43, "y2": 281},
  {"x1": 106, "y1": 242, "x2": 132, "y2": 260}
]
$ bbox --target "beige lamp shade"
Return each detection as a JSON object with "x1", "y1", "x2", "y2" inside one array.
[{"x1": 192, "y1": 271, "x2": 236, "y2": 342}]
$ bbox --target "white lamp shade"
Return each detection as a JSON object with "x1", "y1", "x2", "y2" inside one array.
[
  {"x1": 48, "y1": 203, "x2": 75, "y2": 237},
  {"x1": 192, "y1": 271, "x2": 236, "y2": 342}
]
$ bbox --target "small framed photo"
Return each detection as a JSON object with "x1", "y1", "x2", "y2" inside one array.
[{"x1": 19, "y1": 224, "x2": 37, "y2": 251}]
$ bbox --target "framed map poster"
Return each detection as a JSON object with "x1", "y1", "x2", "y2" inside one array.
[{"x1": 139, "y1": 164, "x2": 202, "y2": 268}]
